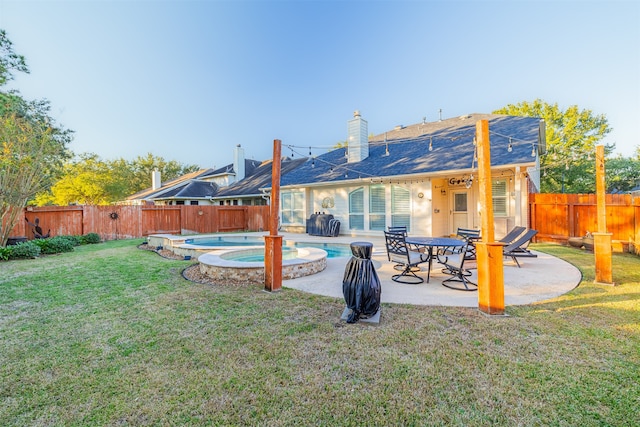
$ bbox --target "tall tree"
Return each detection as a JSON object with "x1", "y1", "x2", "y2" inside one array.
[
  {"x1": 126, "y1": 153, "x2": 200, "y2": 194},
  {"x1": 34, "y1": 153, "x2": 201, "y2": 205},
  {"x1": 493, "y1": 99, "x2": 612, "y2": 193},
  {"x1": 0, "y1": 30, "x2": 72, "y2": 246},
  {"x1": 35, "y1": 153, "x2": 114, "y2": 206},
  {"x1": 0, "y1": 29, "x2": 28, "y2": 86}
]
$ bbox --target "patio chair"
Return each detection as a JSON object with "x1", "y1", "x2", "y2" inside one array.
[
  {"x1": 498, "y1": 226, "x2": 526, "y2": 245},
  {"x1": 386, "y1": 226, "x2": 419, "y2": 271},
  {"x1": 503, "y1": 229, "x2": 538, "y2": 267},
  {"x1": 438, "y1": 240, "x2": 477, "y2": 291},
  {"x1": 443, "y1": 227, "x2": 480, "y2": 259},
  {"x1": 384, "y1": 231, "x2": 430, "y2": 284},
  {"x1": 388, "y1": 226, "x2": 408, "y2": 235}
]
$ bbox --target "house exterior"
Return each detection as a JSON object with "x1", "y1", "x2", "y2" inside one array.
[
  {"x1": 124, "y1": 144, "x2": 307, "y2": 207},
  {"x1": 276, "y1": 111, "x2": 546, "y2": 239}
]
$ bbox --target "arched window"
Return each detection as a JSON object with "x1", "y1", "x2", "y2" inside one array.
[{"x1": 349, "y1": 188, "x2": 364, "y2": 230}]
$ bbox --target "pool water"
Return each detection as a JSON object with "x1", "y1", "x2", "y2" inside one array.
[
  {"x1": 222, "y1": 247, "x2": 299, "y2": 262},
  {"x1": 185, "y1": 236, "x2": 264, "y2": 246},
  {"x1": 184, "y1": 236, "x2": 352, "y2": 259}
]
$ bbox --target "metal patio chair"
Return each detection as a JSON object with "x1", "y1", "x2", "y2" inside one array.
[{"x1": 384, "y1": 231, "x2": 430, "y2": 284}]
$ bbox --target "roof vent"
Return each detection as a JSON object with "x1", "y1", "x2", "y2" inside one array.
[
  {"x1": 394, "y1": 125, "x2": 403, "y2": 131},
  {"x1": 459, "y1": 114, "x2": 471, "y2": 120}
]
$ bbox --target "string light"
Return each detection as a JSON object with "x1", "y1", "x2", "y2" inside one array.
[
  {"x1": 507, "y1": 138, "x2": 513, "y2": 153},
  {"x1": 428, "y1": 136, "x2": 433, "y2": 152}
]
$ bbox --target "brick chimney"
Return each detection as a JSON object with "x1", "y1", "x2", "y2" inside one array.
[{"x1": 347, "y1": 110, "x2": 368, "y2": 163}]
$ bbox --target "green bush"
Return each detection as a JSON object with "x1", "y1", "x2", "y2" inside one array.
[
  {"x1": 33, "y1": 236, "x2": 76, "y2": 254},
  {"x1": 0, "y1": 246, "x2": 11, "y2": 261},
  {"x1": 59, "y1": 235, "x2": 82, "y2": 247},
  {"x1": 8, "y1": 241, "x2": 41, "y2": 259},
  {"x1": 83, "y1": 232, "x2": 101, "y2": 244}
]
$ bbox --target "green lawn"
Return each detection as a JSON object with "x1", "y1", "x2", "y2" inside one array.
[{"x1": 1, "y1": 240, "x2": 638, "y2": 426}]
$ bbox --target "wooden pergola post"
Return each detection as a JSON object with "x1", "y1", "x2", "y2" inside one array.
[
  {"x1": 593, "y1": 144, "x2": 614, "y2": 285},
  {"x1": 264, "y1": 139, "x2": 283, "y2": 292},
  {"x1": 475, "y1": 120, "x2": 505, "y2": 315}
]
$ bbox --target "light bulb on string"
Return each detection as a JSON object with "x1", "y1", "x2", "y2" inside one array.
[
  {"x1": 428, "y1": 137, "x2": 433, "y2": 152},
  {"x1": 507, "y1": 138, "x2": 513, "y2": 153},
  {"x1": 531, "y1": 145, "x2": 536, "y2": 157}
]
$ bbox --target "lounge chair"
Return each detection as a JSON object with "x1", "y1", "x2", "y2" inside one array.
[
  {"x1": 498, "y1": 226, "x2": 526, "y2": 245},
  {"x1": 503, "y1": 229, "x2": 538, "y2": 267},
  {"x1": 384, "y1": 231, "x2": 430, "y2": 284}
]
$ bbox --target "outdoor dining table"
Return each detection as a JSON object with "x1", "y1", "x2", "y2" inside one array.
[{"x1": 404, "y1": 237, "x2": 466, "y2": 283}]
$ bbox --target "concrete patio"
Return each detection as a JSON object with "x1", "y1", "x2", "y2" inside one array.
[{"x1": 280, "y1": 233, "x2": 582, "y2": 307}]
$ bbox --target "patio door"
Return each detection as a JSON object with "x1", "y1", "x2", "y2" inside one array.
[{"x1": 451, "y1": 190, "x2": 469, "y2": 234}]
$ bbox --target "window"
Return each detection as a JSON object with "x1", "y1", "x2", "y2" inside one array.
[
  {"x1": 492, "y1": 179, "x2": 508, "y2": 216},
  {"x1": 176, "y1": 200, "x2": 185, "y2": 205},
  {"x1": 369, "y1": 185, "x2": 386, "y2": 230},
  {"x1": 190, "y1": 201, "x2": 199, "y2": 205},
  {"x1": 349, "y1": 188, "x2": 364, "y2": 230},
  {"x1": 281, "y1": 191, "x2": 304, "y2": 225},
  {"x1": 391, "y1": 186, "x2": 411, "y2": 231}
]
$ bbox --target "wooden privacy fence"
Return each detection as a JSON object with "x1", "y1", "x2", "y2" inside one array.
[
  {"x1": 10, "y1": 205, "x2": 270, "y2": 241},
  {"x1": 529, "y1": 193, "x2": 639, "y2": 250}
]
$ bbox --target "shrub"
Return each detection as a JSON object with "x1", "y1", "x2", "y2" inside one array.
[
  {"x1": 33, "y1": 236, "x2": 75, "y2": 254},
  {"x1": 0, "y1": 246, "x2": 11, "y2": 261},
  {"x1": 59, "y1": 235, "x2": 82, "y2": 247},
  {"x1": 8, "y1": 241, "x2": 41, "y2": 259},
  {"x1": 83, "y1": 233, "x2": 101, "y2": 244}
]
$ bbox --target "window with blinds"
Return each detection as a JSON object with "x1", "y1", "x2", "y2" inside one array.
[
  {"x1": 349, "y1": 188, "x2": 364, "y2": 230},
  {"x1": 391, "y1": 185, "x2": 411, "y2": 231},
  {"x1": 369, "y1": 185, "x2": 386, "y2": 230},
  {"x1": 492, "y1": 179, "x2": 508, "y2": 216},
  {"x1": 281, "y1": 191, "x2": 305, "y2": 224}
]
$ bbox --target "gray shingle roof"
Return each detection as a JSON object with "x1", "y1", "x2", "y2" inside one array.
[
  {"x1": 216, "y1": 157, "x2": 308, "y2": 197},
  {"x1": 280, "y1": 114, "x2": 543, "y2": 187}
]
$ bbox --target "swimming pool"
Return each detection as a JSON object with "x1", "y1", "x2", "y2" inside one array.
[{"x1": 183, "y1": 236, "x2": 352, "y2": 258}]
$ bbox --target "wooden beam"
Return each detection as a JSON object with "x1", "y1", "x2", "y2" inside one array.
[
  {"x1": 264, "y1": 139, "x2": 283, "y2": 292},
  {"x1": 475, "y1": 120, "x2": 505, "y2": 315},
  {"x1": 594, "y1": 145, "x2": 614, "y2": 285}
]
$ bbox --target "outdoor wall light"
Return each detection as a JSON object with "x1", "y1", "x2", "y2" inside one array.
[{"x1": 441, "y1": 189, "x2": 447, "y2": 196}]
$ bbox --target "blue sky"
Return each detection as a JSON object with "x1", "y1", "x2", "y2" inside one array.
[{"x1": 1, "y1": 0, "x2": 638, "y2": 169}]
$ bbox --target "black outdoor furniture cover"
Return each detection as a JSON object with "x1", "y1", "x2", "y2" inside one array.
[{"x1": 342, "y1": 242, "x2": 381, "y2": 323}]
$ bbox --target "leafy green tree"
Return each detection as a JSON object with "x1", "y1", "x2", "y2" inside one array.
[
  {"x1": 604, "y1": 155, "x2": 640, "y2": 193},
  {"x1": 0, "y1": 29, "x2": 28, "y2": 85},
  {"x1": 493, "y1": 99, "x2": 612, "y2": 193},
  {"x1": 35, "y1": 153, "x2": 201, "y2": 205},
  {"x1": 0, "y1": 103, "x2": 72, "y2": 245},
  {"x1": 35, "y1": 153, "x2": 114, "y2": 205},
  {"x1": 125, "y1": 153, "x2": 200, "y2": 194},
  {"x1": 0, "y1": 30, "x2": 72, "y2": 246}
]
